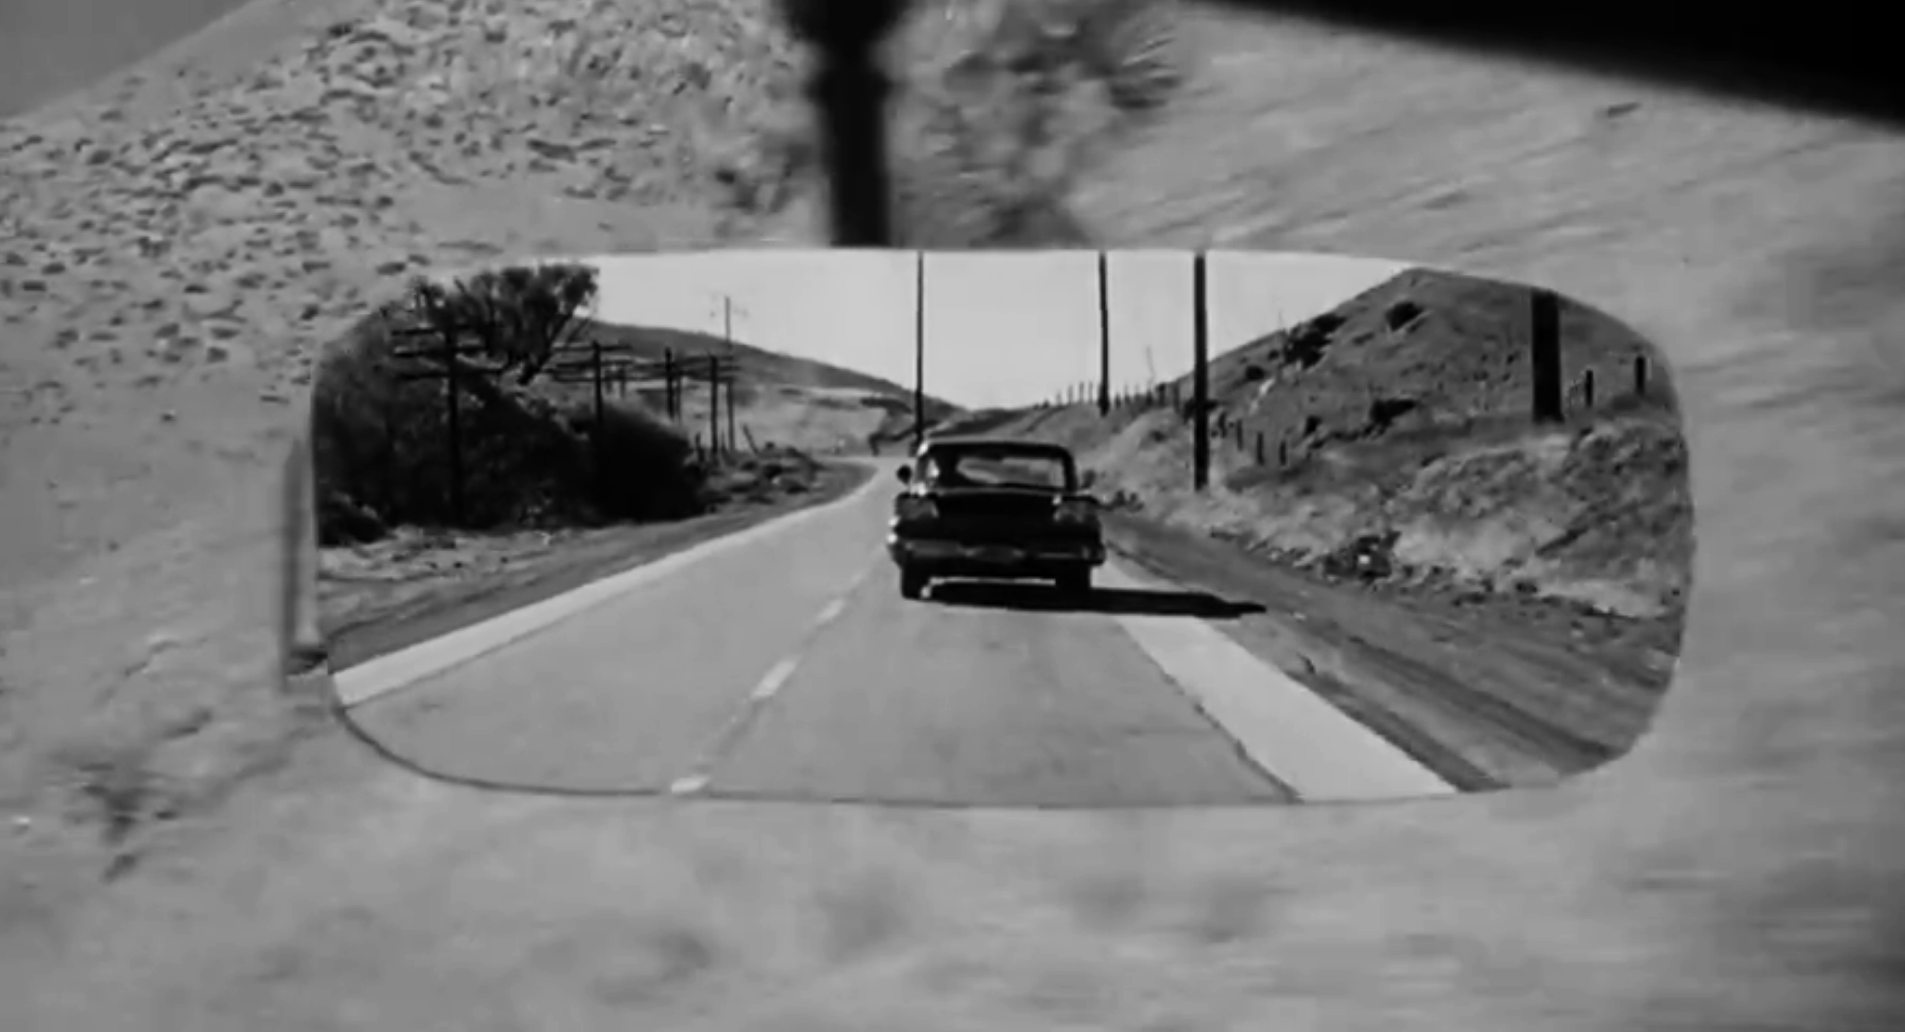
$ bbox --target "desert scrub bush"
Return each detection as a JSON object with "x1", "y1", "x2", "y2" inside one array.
[
  {"x1": 312, "y1": 325, "x2": 710, "y2": 537},
  {"x1": 704, "y1": 82, "x2": 819, "y2": 216},
  {"x1": 303, "y1": 0, "x2": 806, "y2": 208},
  {"x1": 310, "y1": 309, "x2": 591, "y2": 539},
  {"x1": 585, "y1": 401, "x2": 706, "y2": 521},
  {"x1": 712, "y1": 0, "x2": 1193, "y2": 243},
  {"x1": 1067, "y1": 0, "x2": 1189, "y2": 112},
  {"x1": 881, "y1": 0, "x2": 1192, "y2": 245},
  {"x1": 907, "y1": 0, "x2": 1190, "y2": 116},
  {"x1": 311, "y1": 270, "x2": 713, "y2": 541}
]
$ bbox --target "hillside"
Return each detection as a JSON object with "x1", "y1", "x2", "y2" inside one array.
[
  {"x1": 1199, "y1": 266, "x2": 1680, "y2": 456},
  {"x1": 312, "y1": 307, "x2": 963, "y2": 545},
  {"x1": 1002, "y1": 266, "x2": 1695, "y2": 622},
  {"x1": 309, "y1": 304, "x2": 916, "y2": 673},
  {"x1": 570, "y1": 320, "x2": 964, "y2": 452}
]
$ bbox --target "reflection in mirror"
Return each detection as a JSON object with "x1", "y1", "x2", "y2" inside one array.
[{"x1": 310, "y1": 250, "x2": 1691, "y2": 807}]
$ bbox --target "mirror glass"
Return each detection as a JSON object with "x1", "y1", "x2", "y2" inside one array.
[{"x1": 311, "y1": 249, "x2": 1692, "y2": 806}]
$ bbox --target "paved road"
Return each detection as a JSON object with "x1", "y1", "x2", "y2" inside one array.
[{"x1": 339, "y1": 462, "x2": 1454, "y2": 807}]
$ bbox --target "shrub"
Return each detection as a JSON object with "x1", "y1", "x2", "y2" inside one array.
[
  {"x1": 1286, "y1": 317, "x2": 1339, "y2": 369},
  {"x1": 1074, "y1": 0, "x2": 1186, "y2": 114},
  {"x1": 714, "y1": 0, "x2": 1193, "y2": 245},
  {"x1": 1384, "y1": 298, "x2": 1424, "y2": 331},
  {"x1": 311, "y1": 307, "x2": 709, "y2": 541},
  {"x1": 585, "y1": 402, "x2": 704, "y2": 521},
  {"x1": 1367, "y1": 396, "x2": 1421, "y2": 433}
]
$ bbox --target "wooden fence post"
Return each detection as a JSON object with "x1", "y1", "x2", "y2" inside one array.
[{"x1": 1530, "y1": 287, "x2": 1563, "y2": 424}]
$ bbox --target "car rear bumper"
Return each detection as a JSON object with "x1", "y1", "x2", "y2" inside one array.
[{"x1": 887, "y1": 533, "x2": 1105, "y2": 570}]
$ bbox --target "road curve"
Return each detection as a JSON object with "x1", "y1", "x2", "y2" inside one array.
[{"x1": 340, "y1": 461, "x2": 1454, "y2": 807}]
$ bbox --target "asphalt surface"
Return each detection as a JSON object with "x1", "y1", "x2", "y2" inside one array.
[{"x1": 340, "y1": 462, "x2": 1455, "y2": 807}]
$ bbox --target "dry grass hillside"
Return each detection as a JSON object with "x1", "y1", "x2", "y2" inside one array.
[
  {"x1": 573, "y1": 319, "x2": 963, "y2": 452},
  {"x1": 1004, "y1": 267, "x2": 1695, "y2": 622},
  {"x1": 307, "y1": 298, "x2": 934, "y2": 671},
  {"x1": 0, "y1": 0, "x2": 1902, "y2": 1030}
]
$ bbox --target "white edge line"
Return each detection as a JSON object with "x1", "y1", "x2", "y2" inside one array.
[
  {"x1": 1099, "y1": 559, "x2": 1459, "y2": 802},
  {"x1": 333, "y1": 463, "x2": 889, "y2": 709},
  {"x1": 668, "y1": 774, "x2": 709, "y2": 796}
]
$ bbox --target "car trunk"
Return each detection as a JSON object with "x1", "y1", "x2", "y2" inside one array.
[{"x1": 923, "y1": 488, "x2": 1083, "y2": 545}]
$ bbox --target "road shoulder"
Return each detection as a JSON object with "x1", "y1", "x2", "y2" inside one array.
[
  {"x1": 318, "y1": 461, "x2": 874, "y2": 673},
  {"x1": 1102, "y1": 511, "x2": 1677, "y2": 791}
]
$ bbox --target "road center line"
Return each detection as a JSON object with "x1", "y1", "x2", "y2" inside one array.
[
  {"x1": 333, "y1": 463, "x2": 889, "y2": 710},
  {"x1": 815, "y1": 597, "x2": 847, "y2": 626},
  {"x1": 751, "y1": 657, "x2": 800, "y2": 701},
  {"x1": 1098, "y1": 560, "x2": 1458, "y2": 803},
  {"x1": 666, "y1": 559, "x2": 880, "y2": 796}
]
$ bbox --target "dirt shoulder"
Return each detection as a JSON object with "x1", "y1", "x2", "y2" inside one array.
[
  {"x1": 317, "y1": 460, "x2": 872, "y2": 673},
  {"x1": 1104, "y1": 510, "x2": 1683, "y2": 790}
]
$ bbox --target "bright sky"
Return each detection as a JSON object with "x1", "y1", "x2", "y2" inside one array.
[{"x1": 573, "y1": 249, "x2": 1411, "y2": 409}]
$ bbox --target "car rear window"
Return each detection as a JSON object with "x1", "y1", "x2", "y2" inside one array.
[{"x1": 926, "y1": 447, "x2": 1074, "y2": 490}]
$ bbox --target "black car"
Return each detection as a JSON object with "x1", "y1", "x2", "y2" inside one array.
[{"x1": 886, "y1": 436, "x2": 1107, "y2": 599}]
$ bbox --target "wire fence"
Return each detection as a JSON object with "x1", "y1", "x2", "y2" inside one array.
[{"x1": 1028, "y1": 258, "x2": 1657, "y2": 489}]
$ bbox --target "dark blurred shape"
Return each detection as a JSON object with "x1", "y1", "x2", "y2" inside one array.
[
  {"x1": 929, "y1": 581, "x2": 1267, "y2": 619},
  {"x1": 775, "y1": 0, "x2": 907, "y2": 244},
  {"x1": 1140, "y1": 0, "x2": 1901, "y2": 126}
]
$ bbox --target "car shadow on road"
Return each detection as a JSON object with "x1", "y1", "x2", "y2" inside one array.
[{"x1": 928, "y1": 580, "x2": 1267, "y2": 619}]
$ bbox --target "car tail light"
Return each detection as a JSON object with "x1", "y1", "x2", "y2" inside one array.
[
  {"x1": 1055, "y1": 498, "x2": 1099, "y2": 526},
  {"x1": 896, "y1": 496, "x2": 939, "y2": 522}
]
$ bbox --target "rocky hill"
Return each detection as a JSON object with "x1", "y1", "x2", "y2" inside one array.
[{"x1": 1001, "y1": 266, "x2": 1695, "y2": 621}]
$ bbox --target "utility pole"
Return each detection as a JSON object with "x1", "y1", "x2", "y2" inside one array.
[
  {"x1": 710, "y1": 293, "x2": 749, "y2": 354},
  {"x1": 1097, "y1": 250, "x2": 1111, "y2": 416},
  {"x1": 709, "y1": 292, "x2": 749, "y2": 453},
  {"x1": 663, "y1": 348, "x2": 677, "y2": 419},
  {"x1": 1192, "y1": 251, "x2": 1210, "y2": 492},
  {"x1": 590, "y1": 337, "x2": 606, "y2": 502},
  {"x1": 723, "y1": 297, "x2": 735, "y2": 453},
  {"x1": 914, "y1": 249, "x2": 926, "y2": 452},
  {"x1": 441, "y1": 320, "x2": 464, "y2": 523},
  {"x1": 708, "y1": 354, "x2": 722, "y2": 461}
]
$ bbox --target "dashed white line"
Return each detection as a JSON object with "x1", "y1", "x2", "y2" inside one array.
[
  {"x1": 751, "y1": 656, "x2": 800, "y2": 701},
  {"x1": 663, "y1": 560, "x2": 879, "y2": 796},
  {"x1": 815, "y1": 597, "x2": 847, "y2": 626},
  {"x1": 333, "y1": 466, "x2": 892, "y2": 710}
]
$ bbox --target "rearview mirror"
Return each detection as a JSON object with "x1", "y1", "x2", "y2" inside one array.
[{"x1": 309, "y1": 247, "x2": 1690, "y2": 810}]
